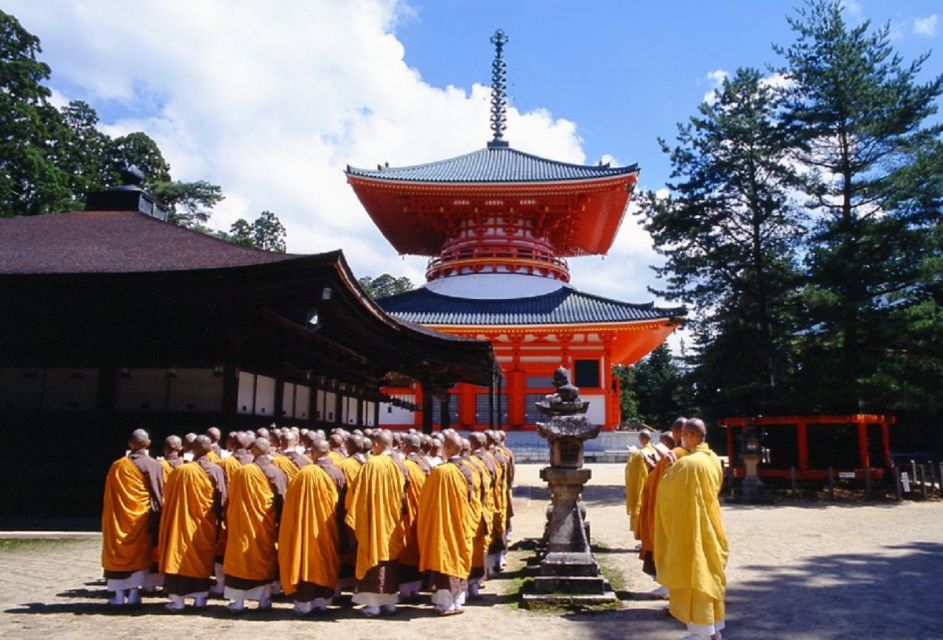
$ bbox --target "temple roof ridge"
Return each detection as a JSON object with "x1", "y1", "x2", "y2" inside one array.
[
  {"x1": 376, "y1": 283, "x2": 685, "y2": 326},
  {"x1": 346, "y1": 144, "x2": 639, "y2": 185}
]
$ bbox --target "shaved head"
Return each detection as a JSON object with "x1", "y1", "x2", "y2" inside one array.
[
  {"x1": 311, "y1": 438, "x2": 330, "y2": 459},
  {"x1": 684, "y1": 418, "x2": 707, "y2": 436},
  {"x1": 251, "y1": 437, "x2": 272, "y2": 457},
  {"x1": 163, "y1": 435, "x2": 182, "y2": 452},
  {"x1": 470, "y1": 432, "x2": 487, "y2": 450},
  {"x1": 443, "y1": 432, "x2": 462, "y2": 458},
  {"x1": 206, "y1": 426, "x2": 221, "y2": 443},
  {"x1": 129, "y1": 429, "x2": 150, "y2": 451},
  {"x1": 192, "y1": 435, "x2": 212, "y2": 459}
]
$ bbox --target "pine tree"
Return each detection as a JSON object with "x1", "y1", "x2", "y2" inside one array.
[{"x1": 776, "y1": 0, "x2": 943, "y2": 411}]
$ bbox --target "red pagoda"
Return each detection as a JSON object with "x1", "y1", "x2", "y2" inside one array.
[{"x1": 346, "y1": 30, "x2": 684, "y2": 432}]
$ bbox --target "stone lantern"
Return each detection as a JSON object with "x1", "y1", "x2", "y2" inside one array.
[{"x1": 522, "y1": 367, "x2": 616, "y2": 607}]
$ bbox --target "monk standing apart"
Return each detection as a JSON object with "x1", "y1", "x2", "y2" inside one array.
[
  {"x1": 101, "y1": 429, "x2": 164, "y2": 606},
  {"x1": 223, "y1": 437, "x2": 287, "y2": 613},
  {"x1": 655, "y1": 418, "x2": 728, "y2": 640},
  {"x1": 344, "y1": 430, "x2": 407, "y2": 617},
  {"x1": 159, "y1": 435, "x2": 227, "y2": 612}
]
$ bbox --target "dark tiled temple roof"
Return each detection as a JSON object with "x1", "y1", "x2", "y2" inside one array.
[
  {"x1": 347, "y1": 145, "x2": 639, "y2": 184},
  {"x1": 0, "y1": 210, "x2": 298, "y2": 274},
  {"x1": 376, "y1": 285, "x2": 684, "y2": 326}
]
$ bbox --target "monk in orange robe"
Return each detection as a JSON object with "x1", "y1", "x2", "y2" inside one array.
[
  {"x1": 159, "y1": 435, "x2": 227, "y2": 611},
  {"x1": 328, "y1": 432, "x2": 347, "y2": 465},
  {"x1": 210, "y1": 431, "x2": 253, "y2": 595},
  {"x1": 271, "y1": 430, "x2": 310, "y2": 483},
  {"x1": 101, "y1": 429, "x2": 164, "y2": 606},
  {"x1": 344, "y1": 430, "x2": 407, "y2": 617},
  {"x1": 336, "y1": 433, "x2": 368, "y2": 589},
  {"x1": 205, "y1": 426, "x2": 223, "y2": 463},
  {"x1": 418, "y1": 433, "x2": 475, "y2": 615},
  {"x1": 485, "y1": 430, "x2": 508, "y2": 573},
  {"x1": 222, "y1": 437, "x2": 287, "y2": 613},
  {"x1": 467, "y1": 433, "x2": 496, "y2": 597},
  {"x1": 397, "y1": 433, "x2": 428, "y2": 600},
  {"x1": 637, "y1": 418, "x2": 687, "y2": 598},
  {"x1": 279, "y1": 438, "x2": 345, "y2": 615},
  {"x1": 158, "y1": 435, "x2": 184, "y2": 480}
]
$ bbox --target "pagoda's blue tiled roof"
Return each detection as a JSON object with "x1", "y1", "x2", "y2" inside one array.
[
  {"x1": 376, "y1": 286, "x2": 684, "y2": 326},
  {"x1": 346, "y1": 145, "x2": 639, "y2": 184}
]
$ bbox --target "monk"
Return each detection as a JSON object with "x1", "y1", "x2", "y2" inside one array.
[
  {"x1": 655, "y1": 418, "x2": 728, "y2": 640},
  {"x1": 272, "y1": 430, "x2": 310, "y2": 483},
  {"x1": 397, "y1": 433, "x2": 428, "y2": 601},
  {"x1": 159, "y1": 435, "x2": 227, "y2": 611},
  {"x1": 212, "y1": 431, "x2": 253, "y2": 596},
  {"x1": 344, "y1": 430, "x2": 408, "y2": 617},
  {"x1": 336, "y1": 433, "x2": 368, "y2": 589},
  {"x1": 101, "y1": 429, "x2": 164, "y2": 606},
  {"x1": 485, "y1": 430, "x2": 508, "y2": 573},
  {"x1": 417, "y1": 432, "x2": 475, "y2": 615},
  {"x1": 626, "y1": 428, "x2": 656, "y2": 542},
  {"x1": 637, "y1": 418, "x2": 687, "y2": 596},
  {"x1": 223, "y1": 437, "x2": 287, "y2": 613},
  {"x1": 158, "y1": 435, "x2": 184, "y2": 480},
  {"x1": 279, "y1": 438, "x2": 345, "y2": 615},
  {"x1": 205, "y1": 426, "x2": 223, "y2": 463},
  {"x1": 182, "y1": 432, "x2": 197, "y2": 462},
  {"x1": 328, "y1": 432, "x2": 347, "y2": 465},
  {"x1": 467, "y1": 433, "x2": 496, "y2": 597}
]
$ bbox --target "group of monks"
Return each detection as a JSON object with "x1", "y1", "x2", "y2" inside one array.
[
  {"x1": 624, "y1": 418, "x2": 729, "y2": 640},
  {"x1": 101, "y1": 424, "x2": 515, "y2": 617}
]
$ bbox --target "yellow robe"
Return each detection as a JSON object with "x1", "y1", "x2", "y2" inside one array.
[
  {"x1": 207, "y1": 451, "x2": 222, "y2": 465},
  {"x1": 638, "y1": 447, "x2": 687, "y2": 561},
  {"x1": 625, "y1": 443, "x2": 654, "y2": 539},
  {"x1": 654, "y1": 443, "x2": 728, "y2": 626},
  {"x1": 158, "y1": 462, "x2": 218, "y2": 579},
  {"x1": 417, "y1": 462, "x2": 475, "y2": 579},
  {"x1": 272, "y1": 454, "x2": 301, "y2": 484},
  {"x1": 215, "y1": 455, "x2": 245, "y2": 559},
  {"x1": 398, "y1": 458, "x2": 427, "y2": 570},
  {"x1": 101, "y1": 457, "x2": 154, "y2": 574},
  {"x1": 224, "y1": 464, "x2": 278, "y2": 582},
  {"x1": 328, "y1": 450, "x2": 344, "y2": 466},
  {"x1": 465, "y1": 455, "x2": 493, "y2": 571},
  {"x1": 278, "y1": 464, "x2": 340, "y2": 594},
  {"x1": 343, "y1": 454, "x2": 406, "y2": 580},
  {"x1": 487, "y1": 451, "x2": 506, "y2": 547}
]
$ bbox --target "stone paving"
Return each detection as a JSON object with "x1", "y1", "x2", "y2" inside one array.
[{"x1": 2, "y1": 464, "x2": 941, "y2": 639}]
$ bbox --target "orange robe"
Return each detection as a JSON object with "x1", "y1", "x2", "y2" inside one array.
[
  {"x1": 328, "y1": 450, "x2": 344, "y2": 466},
  {"x1": 101, "y1": 456, "x2": 159, "y2": 576},
  {"x1": 159, "y1": 461, "x2": 223, "y2": 585},
  {"x1": 337, "y1": 456, "x2": 365, "y2": 576},
  {"x1": 398, "y1": 458, "x2": 427, "y2": 574},
  {"x1": 343, "y1": 454, "x2": 406, "y2": 580},
  {"x1": 272, "y1": 453, "x2": 302, "y2": 484},
  {"x1": 625, "y1": 443, "x2": 655, "y2": 539},
  {"x1": 466, "y1": 454, "x2": 494, "y2": 574},
  {"x1": 223, "y1": 464, "x2": 280, "y2": 584},
  {"x1": 278, "y1": 464, "x2": 341, "y2": 595},
  {"x1": 215, "y1": 455, "x2": 246, "y2": 560},
  {"x1": 417, "y1": 461, "x2": 475, "y2": 579},
  {"x1": 486, "y1": 450, "x2": 507, "y2": 553},
  {"x1": 638, "y1": 447, "x2": 688, "y2": 565}
]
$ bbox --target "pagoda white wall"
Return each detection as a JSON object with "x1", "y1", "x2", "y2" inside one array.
[{"x1": 425, "y1": 273, "x2": 565, "y2": 299}]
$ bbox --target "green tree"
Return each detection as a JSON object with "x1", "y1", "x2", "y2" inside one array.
[
  {"x1": 57, "y1": 100, "x2": 111, "y2": 205},
  {"x1": 358, "y1": 273, "x2": 414, "y2": 299},
  {"x1": 0, "y1": 10, "x2": 72, "y2": 216},
  {"x1": 628, "y1": 345, "x2": 694, "y2": 429},
  {"x1": 227, "y1": 210, "x2": 287, "y2": 253},
  {"x1": 612, "y1": 364, "x2": 639, "y2": 424},
  {"x1": 636, "y1": 68, "x2": 802, "y2": 415},
  {"x1": 776, "y1": 0, "x2": 943, "y2": 411}
]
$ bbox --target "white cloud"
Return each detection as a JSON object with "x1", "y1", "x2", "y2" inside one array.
[
  {"x1": 914, "y1": 14, "x2": 939, "y2": 37},
  {"x1": 9, "y1": 0, "x2": 620, "y2": 285},
  {"x1": 702, "y1": 69, "x2": 728, "y2": 104}
]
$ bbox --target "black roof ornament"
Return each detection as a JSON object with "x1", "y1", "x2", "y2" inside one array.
[
  {"x1": 84, "y1": 165, "x2": 168, "y2": 221},
  {"x1": 488, "y1": 29, "x2": 509, "y2": 149}
]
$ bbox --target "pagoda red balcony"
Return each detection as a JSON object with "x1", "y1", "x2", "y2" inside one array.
[{"x1": 426, "y1": 242, "x2": 570, "y2": 282}]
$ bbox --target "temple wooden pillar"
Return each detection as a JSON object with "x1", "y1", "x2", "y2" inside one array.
[{"x1": 797, "y1": 421, "x2": 809, "y2": 472}]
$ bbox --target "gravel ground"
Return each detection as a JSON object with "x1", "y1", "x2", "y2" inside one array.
[{"x1": 1, "y1": 463, "x2": 940, "y2": 640}]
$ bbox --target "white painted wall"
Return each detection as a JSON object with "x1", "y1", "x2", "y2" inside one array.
[{"x1": 425, "y1": 273, "x2": 565, "y2": 299}]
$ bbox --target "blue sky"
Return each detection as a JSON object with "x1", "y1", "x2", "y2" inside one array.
[
  {"x1": 397, "y1": 0, "x2": 942, "y2": 189},
  {"x1": 7, "y1": 0, "x2": 942, "y2": 309}
]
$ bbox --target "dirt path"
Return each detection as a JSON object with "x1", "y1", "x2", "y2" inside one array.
[{"x1": 2, "y1": 463, "x2": 940, "y2": 639}]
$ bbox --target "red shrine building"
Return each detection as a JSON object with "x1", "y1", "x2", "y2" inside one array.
[{"x1": 346, "y1": 31, "x2": 684, "y2": 432}]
